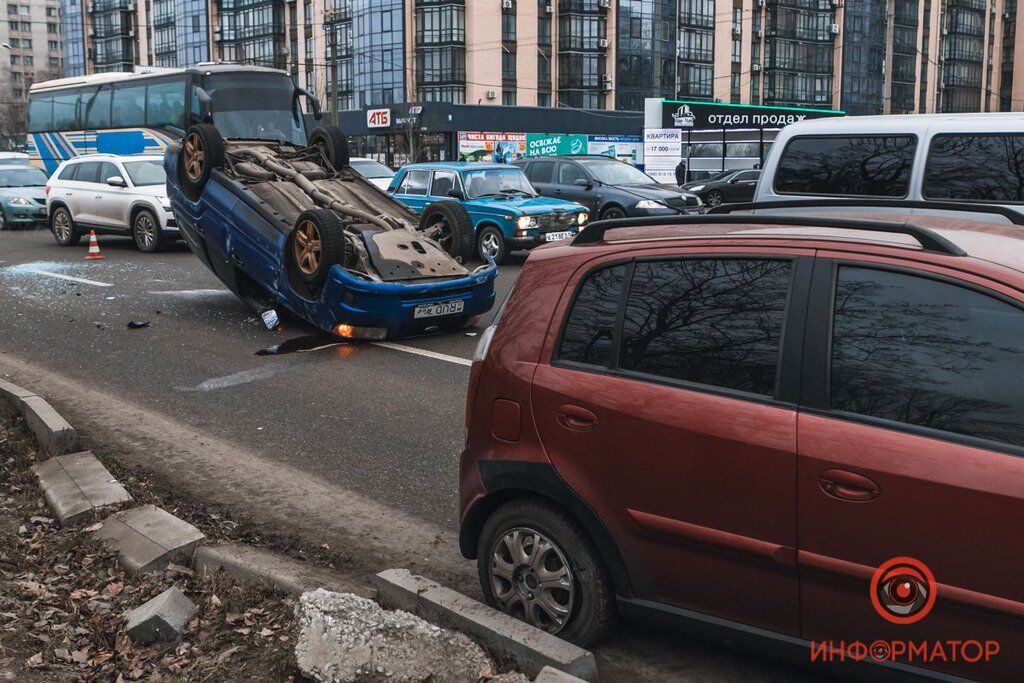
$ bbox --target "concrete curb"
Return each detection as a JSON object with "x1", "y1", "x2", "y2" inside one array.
[
  {"x1": 1, "y1": 380, "x2": 78, "y2": 456},
  {"x1": 535, "y1": 666, "x2": 588, "y2": 683},
  {"x1": 32, "y1": 450, "x2": 132, "y2": 525},
  {"x1": 373, "y1": 568, "x2": 598, "y2": 682},
  {"x1": 193, "y1": 542, "x2": 360, "y2": 596},
  {"x1": 94, "y1": 504, "x2": 206, "y2": 574}
]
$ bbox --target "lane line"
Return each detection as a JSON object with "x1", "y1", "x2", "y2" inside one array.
[
  {"x1": 372, "y1": 341, "x2": 472, "y2": 367},
  {"x1": 29, "y1": 269, "x2": 112, "y2": 287},
  {"x1": 179, "y1": 364, "x2": 288, "y2": 393}
]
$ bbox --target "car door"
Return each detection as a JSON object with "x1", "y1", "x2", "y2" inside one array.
[
  {"x1": 427, "y1": 169, "x2": 461, "y2": 203},
  {"x1": 524, "y1": 160, "x2": 557, "y2": 198},
  {"x1": 392, "y1": 168, "x2": 433, "y2": 214},
  {"x1": 797, "y1": 255, "x2": 1024, "y2": 680},
  {"x1": 554, "y1": 162, "x2": 600, "y2": 212},
  {"x1": 725, "y1": 171, "x2": 760, "y2": 202},
  {"x1": 92, "y1": 161, "x2": 131, "y2": 228},
  {"x1": 530, "y1": 247, "x2": 813, "y2": 635},
  {"x1": 65, "y1": 161, "x2": 102, "y2": 225}
]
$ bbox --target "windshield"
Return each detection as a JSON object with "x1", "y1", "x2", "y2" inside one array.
[
  {"x1": 0, "y1": 167, "x2": 47, "y2": 187},
  {"x1": 578, "y1": 159, "x2": 656, "y2": 185},
  {"x1": 123, "y1": 160, "x2": 166, "y2": 186},
  {"x1": 350, "y1": 159, "x2": 394, "y2": 179},
  {"x1": 463, "y1": 168, "x2": 537, "y2": 198},
  {"x1": 203, "y1": 73, "x2": 306, "y2": 145}
]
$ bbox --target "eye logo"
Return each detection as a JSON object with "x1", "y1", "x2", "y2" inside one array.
[{"x1": 870, "y1": 557, "x2": 937, "y2": 624}]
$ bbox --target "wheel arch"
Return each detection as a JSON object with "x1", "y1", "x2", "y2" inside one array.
[
  {"x1": 598, "y1": 201, "x2": 627, "y2": 219},
  {"x1": 474, "y1": 219, "x2": 505, "y2": 238},
  {"x1": 462, "y1": 460, "x2": 635, "y2": 600},
  {"x1": 47, "y1": 200, "x2": 72, "y2": 225},
  {"x1": 128, "y1": 201, "x2": 159, "y2": 226}
]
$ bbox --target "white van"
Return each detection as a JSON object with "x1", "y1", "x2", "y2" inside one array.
[{"x1": 754, "y1": 113, "x2": 1024, "y2": 220}]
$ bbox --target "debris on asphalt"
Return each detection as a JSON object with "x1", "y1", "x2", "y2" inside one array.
[
  {"x1": 125, "y1": 586, "x2": 196, "y2": 644},
  {"x1": 260, "y1": 309, "x2": 280, "y2": 331},
  {"x1": 126, "y1": 321, "x2": 150, "y2": 329}
]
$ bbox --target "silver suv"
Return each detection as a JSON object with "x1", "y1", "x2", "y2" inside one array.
[{"x1": 45, "y1": 154, "x2": 177, "y2": 252}]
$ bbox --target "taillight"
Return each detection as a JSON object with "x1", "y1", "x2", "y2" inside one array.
[
  {"x1": 472, "y1": 324, "x2": 497, "y2": 363},
  {"x1": 44, "y1": 186, "x2": 50, "y2": 196}
]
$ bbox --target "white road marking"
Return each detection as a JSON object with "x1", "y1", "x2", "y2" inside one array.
[
  {"x1": 371, "y1": 341, "x2": 472, "y2": 367},
  {"x1": 28, "y1": 269, "x2": 112, "y2": 287},
  {"x1": 149, "y1": 288, "x2": 235, "y2": 298},
  {"x1": 180, "y1": 364, "x2": 287, "y2": 392}
]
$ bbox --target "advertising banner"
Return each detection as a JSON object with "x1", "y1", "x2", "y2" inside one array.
[
  {"x1": 587, "y1": 135, "x2": 643, "y2": 165},
  {"x1": 525, "y1": 133, "x2": 589, "y2": 157},
  {"x1": 457, "y1": 132, "x2": 526, "y2": 163}
]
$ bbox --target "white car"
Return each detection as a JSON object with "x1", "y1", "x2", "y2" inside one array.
[
  {"x1": 45, "y1": 154, "x2": 177, "y2": 252},
  {"x1": 349, "y1": 157, "x2": 395, "y2": 190}
]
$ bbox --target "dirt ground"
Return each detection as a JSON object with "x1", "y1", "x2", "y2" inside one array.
[{"x1": 0, "y1": 406, "x2": 305, "y2": 681}]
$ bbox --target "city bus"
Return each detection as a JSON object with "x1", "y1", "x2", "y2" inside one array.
[{"x1": 27, "y1": 64, "x2": 320, "y2": 174}]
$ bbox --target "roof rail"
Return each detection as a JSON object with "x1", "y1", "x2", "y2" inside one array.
[
  {"x1": 706, "y1": 199, "x2": 1024, "y2": 225},
  {"x1": 570, "y1": 214, "x2": 967, "y2": 257}
]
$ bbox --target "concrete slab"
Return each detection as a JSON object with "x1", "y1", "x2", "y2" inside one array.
[
  {"x1": 535, "y1": 666, "x2": 588, "y2": 683},
  {"x1": 125, "y1": 586, "x2": 196, "y2": 644},
  {"x1": 32, "y1": 451, "x2": 132, "y2": 525},
  {"x1": 373, "y1": 569, "x2": 598, "y2": 682},
  {"x1": 193, "y1": 542, "x2": 359, "y2": 596},
  {"x1": 0, "y1": 379, "x2": 35, "y2": 411},
  {"x1": 94, "y1": 504, "x2": 205, "y2": 574},
  {"x1": 21, "y1": 395, "x2": 78, "y2": 456}
]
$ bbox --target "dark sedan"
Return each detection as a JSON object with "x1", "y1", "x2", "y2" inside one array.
[
  {"x1": 515, "y1": 155, "x2": 702, "y2": 220},
  {"x1": 681, "y1": 169, "x2": 761, "y2": 207}
]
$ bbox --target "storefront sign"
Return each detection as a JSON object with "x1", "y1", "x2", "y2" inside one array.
[
  {"x1": 525, "y1": 133, "x2": 589, "y2": 158},
  {"x1": 647, "y1": 98, "x2": 844, "y2": 131},
  {"x1": 367, "y1": 108, "x2": 392, "y2": 128},
  {"x1": 457, "y1": 132, "x2": 526, "y2": 163},
  {"x1": 588, "y1": 135, "x2": 643, "y2": 165}
]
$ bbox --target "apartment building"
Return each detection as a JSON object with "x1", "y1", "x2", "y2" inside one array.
[
  {"x1": 0, "y1": 1, "x2": 63, "y2": 144},
  {"x1": 56, "y1": 0, "x2": 1024, "y2": 115}
]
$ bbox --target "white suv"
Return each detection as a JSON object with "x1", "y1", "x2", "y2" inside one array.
[{"x1": 45, "y1": 154, "x2": 177, "y2": 253}]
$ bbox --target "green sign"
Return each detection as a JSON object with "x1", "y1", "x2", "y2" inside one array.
[{"x1": 526, "y1": 133, "x2": 588, "y2": 157}]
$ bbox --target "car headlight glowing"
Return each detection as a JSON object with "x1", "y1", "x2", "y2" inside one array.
[
  {"x1": 577, "y1": 212, "x2": 588, "y2": 225},
  {"x1": 635, "y1": 199, "x2": 663, "y2": 210},
  {"x1": 516, "y1": 215, "x2": 537, "y2": 229},
  {"x1": 689, "y1": 184, "x2": 705, "y2": 192},
  {"x1": 7, "y1": 197, "x2": 31, "y2": 206}
]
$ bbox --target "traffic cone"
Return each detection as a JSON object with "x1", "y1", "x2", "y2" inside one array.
[{"x1": 85, "y1": 230, "x2": 105, "y2": 261}]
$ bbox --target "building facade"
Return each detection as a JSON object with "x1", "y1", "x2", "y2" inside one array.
[
  {"x1": 56, "y1": 0, "x2": 1024, "y2": 115},
  {"x1": 1, "y1": 1, "x2": 63, "y2": 146}
]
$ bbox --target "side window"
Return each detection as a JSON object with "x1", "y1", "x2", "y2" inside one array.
[
  {"x1": 430, "y1": 170, "x2": 458, "y2": 197},
  {"x1": 74, "y1": 161, "x2": 101, "y2": 184},
  {"x1": 619, "y1": 258, "x2": 792, "y2": 396},
  {"x1": 111, "y1": 83, "x2": 146, "y2": 128},
  {"x1": 83, "y1": 86, "x2": 111, "y2": 129},
  {"x1": 398, "y1": 169, "x2": 431, "y2": 195},
  {"x1": 28, "y1": 95, "x2": 53, "y2": 133},
  {"x1": 99, "y1": 162, "x2": 120, "y2": 183},
  {"x1": 52, "y1": 91, "x2": 80, "y2": 130},
  {"x1": 923, "y1": 134, "x2": 1024, "y2": 202},
  {"x1": 831, "y1": 267, "x2": 1024, "y2": 448},
  {"x1": 735, "y1": 171, "x2": 759, "y2": 181},
  {"x1": 145, "y1": 79, "x2": 185, "y2": 128},
  {"x1": 774, "y1": 135, "x2": 917, "y2": 197},
  {"x1": 58, "y1": 163, "x2": 79, "y2": 181},
  {"x1": 558, "y1": 264, "x2": 626, "y2": 367},
  {"x1": 558, "y1": 163, "x2": 587, "y2": 186},
  {"x1": 527, "y1": 161, "x2": 556, "y2": 184}
]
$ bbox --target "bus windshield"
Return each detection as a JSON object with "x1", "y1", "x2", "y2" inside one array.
[{"x1": 203, "y1": 73, "x2": 306, "y2": 145}]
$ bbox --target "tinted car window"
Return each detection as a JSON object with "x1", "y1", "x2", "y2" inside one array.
[
  {"x1": 774, "y1": 135, "x2": 917, "y2": 197},
  {"x1": 397, "y1": 169, "x2": 431, "y2": 195},
  {"x1": 558, "y1": 163, "x2": 587, "y2": 186},
  {"x1": 735, "y1": 171, "x2": 760, "y2": 181},
  {"x1": 923, "y1": 134, "x2": 1024, "y2": 202},
  {"x1": 558, "y1": 264, "x2": 626, "y2": 367},
  {"x1": 99, "y1": 162, "x2": 120, "y2": 183},
  {"x1": 527, "y1": 161, "x2": 556, "y2": 184},
  {"x1": 619, "y1": 258, "x2": 792, "y2": 396},
  {"x1": 57, "y1": 163, "x2": 80, "y2": 181},
  {"x1": 74, "y1": 162, "x2": 102, "y2": 184},
  {"x1": 831, "y1": 267, "x2": 1024, "y2": 448}
]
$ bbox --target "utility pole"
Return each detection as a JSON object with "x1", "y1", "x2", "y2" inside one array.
[
  {"x1": 326, "y1": 10, "x2": 339, "y2": 127},
  {"x1": 882, "y1": 0, "x2": 895, "y2": 114}
]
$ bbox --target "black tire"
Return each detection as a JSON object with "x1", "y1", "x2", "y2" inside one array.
[
  {"x1": 131, "y1": 209, "x2": 164, "y2": 253},
  {"x1": 0, "y1": 210, "x2": 7, "y2": 231},
  {"x1": 288, "y1": 208, "x2": 352, "y2": 287},
  {"x1": 50, "y1": 205, "x2": 81, "y2": 246},
  {"x1": 705, "y1": 189, "x2": 724, "y2": 207},
  {"x1": 178, "y1": 123, "x2": 225, "y2": 202},
  {"x1": 418, "y1": 200, "x2": 474, "y2": 263},
  {"x1": 309, "y1": 126, "x2": 351, "y2": 171},
  {"x1": 476, "y1": 225, "x2": 509, "y2": 265},
  {"x1": 600, "y1": 205, "x2": 627, "y2": 220},
  {"x1": 477, "y1": 499, "x2": 617, "y2": 647}
]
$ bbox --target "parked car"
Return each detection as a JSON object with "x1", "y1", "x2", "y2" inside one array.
[
  {"x1": 389, "y1": 162, "x2": 589, "y2": 264},
  {"x1": 514, "y1": 155, "x2": 702, "y2": 220},
  {"x1": 45, "y1": 154, "x2": 177, "y2": 252},
  {"x1": 0, "y1": 164, "x2": 48, "y2": 230},
  {"x1": 349, "y1": 157, "x2": 395, "y2": 190},
  {"x1": 680, "y1": 169, "x2": 760, "y2": 206},
  {"x1": 755, "y1": 112, "x2": 1024, "y2": 218},
  {"x1": 460, "y1": 202, "x2": 1024, "y2": 681},
  {"x1": 167, "y1": 123, "x2": 496, "y2": 340}
]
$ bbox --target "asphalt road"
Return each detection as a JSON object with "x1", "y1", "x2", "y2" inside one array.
[{"x1": 0, "y1": 228, "x2": 821, "y2": 682}]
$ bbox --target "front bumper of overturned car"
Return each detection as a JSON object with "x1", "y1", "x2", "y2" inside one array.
[{"x1": 307, "y1": 262, "x2": 498, "y2": 340}]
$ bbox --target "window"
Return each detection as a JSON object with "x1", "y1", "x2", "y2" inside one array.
[
  {"x1": 27, "y1": 95, "x2": 52, "y2": 132},
  {"x1": 98, "y1": 161, "x2": 119, "y2": 183},
  {"x1": 111, "y1": 83, "x2": 146, "y2": 127},
  {"x1": 83, "y1": 86, "x2": 111, "y2": 128},
  {"x1": 58, "y1": 163, "x2": 79, "y2": 181},
  {"x1": 558, "y1": 264, "x2": 626, "y2": 367},
  {"x1": 145, "y1": 79, "x2": 185, "y2": 128},
  {"x1": 123, "y1": 160, "x2": 166, "y2": 186},
  {"x1": 51, "y1": 92, "x2": 79, "y2": 130},
  {"x1": 73, "y1": 161, "x2": 102, "y2": 184},
  {"x1": 831, "y1": 267, "x2": 1024, "y2": 449},
  {"x1": 775, "y1": 135, "x2": 917, "y2": 197},
  {"x1": 734, "y1": 171, "x2": 760, "y2": 181},
  {"x1": 619, "y1": 259, "x2": 792, "y2": 396},
  {"x1": 923, "y1": 134, "x2": 1024, "y2": 203},
  {"x1": 397, "y1": 169, "x2": 431, "y2": 195},
  {"x1": 557, "y1": 162, "x2": 587, "y2": 186},
  {"x1": 526, "y1": 160, "x2": 555, "y2": 184},
  {"x1": 502, "y1": 90, "x2": 516, "y2": 106},
  {"x1": 429, "y1": 170, "x2": 458, "y2": 197}
]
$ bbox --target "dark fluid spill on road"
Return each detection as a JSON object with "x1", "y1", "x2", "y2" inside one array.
[{"x1": 256, "y1": 335, "x2": 343, "y2": 356}]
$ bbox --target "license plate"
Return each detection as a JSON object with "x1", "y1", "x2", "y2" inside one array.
[
  {"x1": 414, "y1": 299, "x2": 465, "y2": 319},
  {"x1": 545, "y1": 231, "x2": 574, "y2": 242}
]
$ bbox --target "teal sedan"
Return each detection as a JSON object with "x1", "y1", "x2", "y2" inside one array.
[
  {"x1": 389, "y1": 162, "x2": 589, "y2": 264},
  {"x1": 0, "y1": 165, "x2": 48, "y2": 230}
]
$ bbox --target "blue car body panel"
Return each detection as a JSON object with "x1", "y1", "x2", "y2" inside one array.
[{"x1": 164, "y1": 147, "x2": 496, "y2": 339}]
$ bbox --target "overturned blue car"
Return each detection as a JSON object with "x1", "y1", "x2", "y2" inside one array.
[{"x1": 164, "y1": 68, "x2": 495, "y2": 340}]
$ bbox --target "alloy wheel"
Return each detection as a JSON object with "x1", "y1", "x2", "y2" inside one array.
[
  {"x1": 53, "y1": 210, "x2": 70, "y2": 241},
  {"x1": 184, "y1": 132, "x2": 205, "y2": 182},
  {"x1": 488, "y1": 527, "x2": 575, "y2": 634},
  {"x1": 294, "y1": 220, "x2": 322, "y2": 275},
  {"x1": 705, "y1": 191, "x2": 723, "y2": 207},
  {"x1": 135, "y1": 213, "x2": 157, "y2": 249},
  {"x1": 480, "y1": 232, "x2": 502, "y2": 259}
]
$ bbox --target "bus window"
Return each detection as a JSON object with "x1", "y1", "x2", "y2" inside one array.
[
  {"x1": 27, "y1": 95, "x2": 52, "y2": 133},
  {"x1": 84, "y1": 86, "x2": 111, "y2": 129},
  {"x1": 112, "y1": 83, "x2": 146, "y2": 128},
  {"x1": 52, "y1": 92, "x2": 80, "y2": 130},
  {"x1": 146, "y1": 79, "x2": 185, "y2": 128}
]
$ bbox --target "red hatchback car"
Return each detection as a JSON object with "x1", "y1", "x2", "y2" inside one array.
[{"x1": 460, "y1": 203, "x2": 1024, "y2": 681}]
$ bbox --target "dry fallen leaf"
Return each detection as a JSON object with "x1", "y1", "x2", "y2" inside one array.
[
  {"x1": 83, "y1": 522, "x2": 104, "y2": 532},
  {"x1": 102, "y1": 582, "x2": 124, "y2": 597},
  {"x1": 90, "y1": 652, "x2": 114, "y2": 665},
  {"x1": 25, "y1": 653, "x2": 43, "y2": 667}
]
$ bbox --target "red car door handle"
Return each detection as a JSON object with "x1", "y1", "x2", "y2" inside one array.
[
  {"x1": 556, "y1": 404, "x2": 598, "y2": 431},
  {"x1": 819, "y1": 469, "x2": 880, "y2": 502}
]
